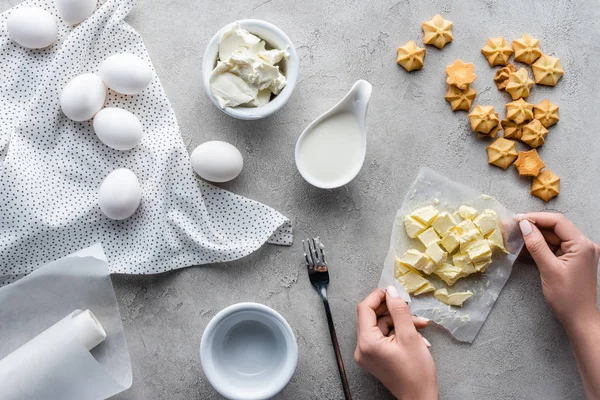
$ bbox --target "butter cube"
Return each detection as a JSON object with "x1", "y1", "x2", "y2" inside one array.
[
  {"x1": 473, "y1": 209, "x2": 500, "y2": 236},
  {"x1": 398, "y1": 249, "x2": 430, "y2": 271},
  {"x1": 474, "y1": 259, "x2": 492, "y2": 272},
  {"x1": 397, "y1": 271, "x2": 430, "y2": 294},
  {"x1": 458, "y1": 205, "x2": 478, "y2": 220},
  {"x1": 414, "y1": 281, "x2": 436, "y2": 295},
  {"x1": 456, "y1": 220, "x2": 483, "y2": 248},
  {"x1": 426, "y1": 242, "x2": 448, "y2": 265},
  {"x1": 453, "y1": 253, "x2": 476, "y2": 277},
  {"x1": 403, "y1": 216, "x2": 427, "y2": 238},
  {"x1": 432, "y1": 211, "x2": 457, "y2": 236},
  {"x1": 434, "y1": 288, "x2": 473, "y2": 306},
  {"x1": 422, "y1": 255, "x2": 439, "y2": 275},
  {"x1": 394, "y1": 257, "x2": 411, "y2": 278},
  {"x1": 418, "y1": 227, "x2": 440, "y2": 247},
  {"x1": 410, "y1": 206, "x2": 439, "y2": 226},
  {"x1": 440, "y1": 230, "x2": 460, "y2": 253},
  {"x1": 464, "y1": 240, "x2": 492, "y2": 263},
  {"x1": 455, "y1": 219, "x2": 478, "y2": 234},
  {"x1": 434, "y1": 263, "x2": 462, "y2": 286},
  {"x1": 486, "y1": 228, "x2": 508, "y2": 253}
]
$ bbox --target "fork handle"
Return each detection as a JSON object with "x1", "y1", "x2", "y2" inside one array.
[{"x1": 321, "y1": 293, "x2": 352, "y2": 400}]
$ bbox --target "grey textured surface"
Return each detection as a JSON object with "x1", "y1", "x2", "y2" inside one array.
[{"x1": 4, "y1": 0, "x2": 600, "y2": 398}]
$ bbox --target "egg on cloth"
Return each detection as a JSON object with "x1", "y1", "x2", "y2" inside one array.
[
  {"x1": 55, "y1": 0, "x2": 96, "y2": 25},
  {"x1": 191, "y1": 141, "x2": 243, "y2": 183},
  {"x1": 6, "y1": 7, "x2": 58, "y2": 49},
  {"x1": 98, "y1": 168, "x2": 142, "y2": 220},
  {"x1": 93, "y1": 108, "x2": 144, "y2": 150},
  {"x1": 98, "y1": 54, "x2": 153, "y2": 95},
  {"x1": 60, "y1": 73, "x2": 106, "y2": 121}
]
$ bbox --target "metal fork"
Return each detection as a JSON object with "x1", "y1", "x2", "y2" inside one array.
[{"x1": 303, "y1": 237, "x2": 352, "y2": 400}]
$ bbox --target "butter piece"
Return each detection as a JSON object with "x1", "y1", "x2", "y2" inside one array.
[
  {"x1": 421, "y1": 256, "x2": 439, "y2": 275},
  {"x1": 473, "y1": 209, "x2": 500, "y2": 236},
  {"x1": 434, "y1": 288, "x2": 473, "y2": 306},
  {"x1": 398, "y1": 249, "x2": 430, "y2": 271},
  {"x1": 394, "y1": 257, "x2": 411, "y2": 278},
  {"x1": 414, "y1": 281, "x2": 436, "y2": 295},
  {"x1": 397, "y1": 270, "x2": 431, "y2": 294},
  {"x1": 431, "y1": 211, "x2": 457, "y2": 236},
  {"x1": 403, "y1": 216, "x2": 427, "y2": 238},
  {"x1": 486, "y1": 228, "x2": 507, "y2": 253},
  {"x1": 440, "y1": 229, "x2": 460, "y2": 253},
  {"x1": 453, "y1": 253, "x2": 476, "y2": 277},
  {"x1": 418, "y1": 227, "x2": 441, "y2": 247},
  {"x1": 410, "y1": 206, "x2": 439, "y2": 226},
  {"x1": 474, "y1": 259, "x2": 492, "y2": 272},
  {"x1": 434, "y1": 263, "x2": 462, "y2": 286},
  {"x1": 458, "y1": 205, "x2": 478, "y2": 220},
  {"x1": 464, "y1": 239, "x2": 492, "y2": 263},
  {"x1": 426, "y1": 242, "x2": 448, "y2": 265},
  {"x1": 456, "y1": 220, "x2": 483, "y2": 248}
]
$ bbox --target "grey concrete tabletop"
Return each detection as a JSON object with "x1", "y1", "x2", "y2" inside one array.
[{"x1": 3, "y1": 0, "x2": 599, "y2": 398}]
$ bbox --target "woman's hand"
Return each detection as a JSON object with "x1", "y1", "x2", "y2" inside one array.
[
  {"x1": 354, "y1": 286, "x2": 438, "y2": 400},
  {"x1": 519, "y1": 212, "x2": 600, "y2": 329}
]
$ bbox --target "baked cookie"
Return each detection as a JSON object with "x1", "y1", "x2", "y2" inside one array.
[
  {"x1": 446, "y1": 60, "x2": 477, "y2": 90},
  {"x1": 501, "y1": 119, "x2": 526, "y2": 141},
  {"x1": 532, "y1": 54, "x2": 564, "y2": 86},
  {"x1": 481, "y1": 37, "x2": 513, "y2": 67},
  {"x1": 468, "y1": 105, "x2": 500, "y2": 136},
  {"x1": 531, "y1": 169, "x2": 560, "y2": 202},
  {"x1": 505, "y1": 67, "x2": 534, "y2": 100},
  {"x1": 533, "y1": 99, "x2": 559, "y2": 128},
  {"x1": 521, "y1": 119, "x2": 549, "y2": 148},
  {"x1": 487, "y1": 137, "x2": 518, "y2": 169},
  {"x1": 505, "y1": 98, "x2": 534, "y2": 125},
  {"x1": 494, "y1": 64, "x2": 516, "y2": 90},
  {"x1": 514, "y1": 149, "x2": 545, "y2": 177},
  {"x1": 512, "y1": 33, "x2": 542, "y2": 65},
  {"x1": 445, "y1": 85, "x2": 477, "y2": 111},
  {"x1": 397, "y1": 40, "x2": 426, "y2": 72},
  {"x1": 422, "y1": 14, "x2": 453, "y2": 49}
]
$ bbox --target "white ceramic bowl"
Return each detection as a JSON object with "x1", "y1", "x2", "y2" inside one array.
[
  {"x1": 200, "y1": 302, "x2": 298, "y2": 400},
  {"x1": 202, "y1": 20, "x2": 299, "y2": 120}
]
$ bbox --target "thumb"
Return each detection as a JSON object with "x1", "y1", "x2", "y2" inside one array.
[
  {"x1": 519, "y1": 218, "x2": 557, "y2": 273},
  {"x1": 386, "y1": 286, "x2": 416, "y2": 337}
]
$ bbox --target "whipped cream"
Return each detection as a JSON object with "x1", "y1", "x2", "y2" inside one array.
[{"x1": 210, "y1": 23, "x2": 288, "y2": 108}]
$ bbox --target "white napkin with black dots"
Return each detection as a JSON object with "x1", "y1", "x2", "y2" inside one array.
[{"x1": 0, "y1": 0, "x2": 293, "y2": 286}]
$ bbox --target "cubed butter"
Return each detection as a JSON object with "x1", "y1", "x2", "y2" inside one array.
[
  {"x1": 464, "y1": 240, "x2": 492, "y2": 263},
  {"x1": 434, "y1": 263, "x2": 462, "y2": 286},
  {"x1": 473, "y1": 209, "x2": 500, "y2": 236},
  {"x1": 410, "y1": 206, "x2": 439, "y2": 226},
  {"x1": 457, "y1": 220, "x2": 483, "y2": 248},
  {"x1": 414, "y1": 281, "x2": 436, "y2": 295},
  {"x1": 421, "y1": 256, "x2": 439, "y2": 275},
  {"x1": 403, "y1": 216, "x2": 427, "y2": 238},
  {"x1": 440, "y1": 229, "x2": 460, "y2": 253},
  {"x1": 486, "y1": 228, "x2": 508, "y2": 253},
  {"x1": 432, "y1": 211, "x2": 457, "y2": 235},
  {"x1": 394, "y1": 257, "x2": 411, "y2": 278},
  {"x1": 426, "y1": 242, "x2": 448, "y2": 265},
  {"x1": 474, "y1": 259, "x2": 492, "y2": 272},
  {"x1": 458, "y1": 205, "x2": 478, "y2": 220},
  {"x1": 397, "y1": 270, "x2": 430, "y2": 294},
  {"x1": 398, "y1": 249, "x2": 430, "y2": 271},
  {"x1": 434, "y1": 288, "x2": 473, "y2": 306},
  {"x1": 418, "y1": 227, "x2": 441, "y2": 247}
]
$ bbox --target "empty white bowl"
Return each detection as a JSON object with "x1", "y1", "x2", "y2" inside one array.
[
  {"x1": 201, "y1": 19, "x2": 299, "y2": 120},
  {"x1": 200, "y1": 302, "x2": 298, "y2": 400}
]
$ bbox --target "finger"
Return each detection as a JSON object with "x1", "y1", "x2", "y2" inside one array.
[
  {"x1": 357, "y1": 289, "x2": 386, "y2": 338},
  {"x1": 519, "y1": 218, "x2": 559, "y2": 274},
  {"x1": 374, "y1": 302, "x2": 388, "y2": 317},
  {"x1": 412, "y1": 315, "x2": 430, "y2": 329},
  {"x1": 385, "y1": 286, "x2": 417, "y2": 337},
  {"x1": 540, "y1": 228, "x2": 562, "y2": 247},
  {"x1": 555, "y1": 248, "x2": 564, "y2": 257},
  {"x1": 377, "y1": 315, "x2": 393, "y2": 336},
  {"x1": 525, "y1": 213, "x2": 583, "y2": 242},
  {"x1": 419, "y1": 332, "x2": 432, "y2": 348}
]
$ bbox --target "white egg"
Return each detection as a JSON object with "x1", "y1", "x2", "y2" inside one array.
[
  {"x1": 98, "y1": 168, "x2": 142, "y2": 220},
  {"x1": 60, "y1": 73, "x2": 106, "y2": 121},
  {"x1": 98, "y1": 54, "x2": 153, "y2": 95},
  {"x1": 7, "y1": 7, "x2": 58, "y2": 49},
  {"x1": 93, "y1": 108, "x2": 144, "y2": 150},
  {"x1": 55, "y1": 0, "x2": 96, "y2": 25},
  {"x1": 190, "y1": 141, "x2": 243, "y2": 183}
]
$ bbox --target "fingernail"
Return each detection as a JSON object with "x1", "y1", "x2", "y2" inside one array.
[
  {"x1": 422, "y1": 337, "x2": 431, "y2": 347},
  {"x1": 415, "y1": 316, "x2": 430, "y2": 323},
  {"x1": 519, "y1": 219, "x2": 533, "y2": 236},
  {"x1": 387, "y1": 285, "x2": 399, "y2": 298}
]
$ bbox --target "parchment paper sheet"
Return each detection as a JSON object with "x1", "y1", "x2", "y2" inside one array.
[
  {"x1": 379, "y1": 167, "x2": 524, "y2": 343},
  {"x1": 0, "y1": 244, "x2": 132, "y2": 399}
]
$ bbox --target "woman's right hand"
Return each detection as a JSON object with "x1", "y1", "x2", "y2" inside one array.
[{"x1": 518, "y1": 212, "x2": 600, "y2": 330}]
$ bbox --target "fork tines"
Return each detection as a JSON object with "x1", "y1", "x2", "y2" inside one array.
[{"x1": 303, "y1": 237, "x2": 326, "y2": 267}]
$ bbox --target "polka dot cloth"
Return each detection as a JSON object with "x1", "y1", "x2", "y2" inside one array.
[{"x1": 0, "y1": 0, "x2": 293, "y2": 286}]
